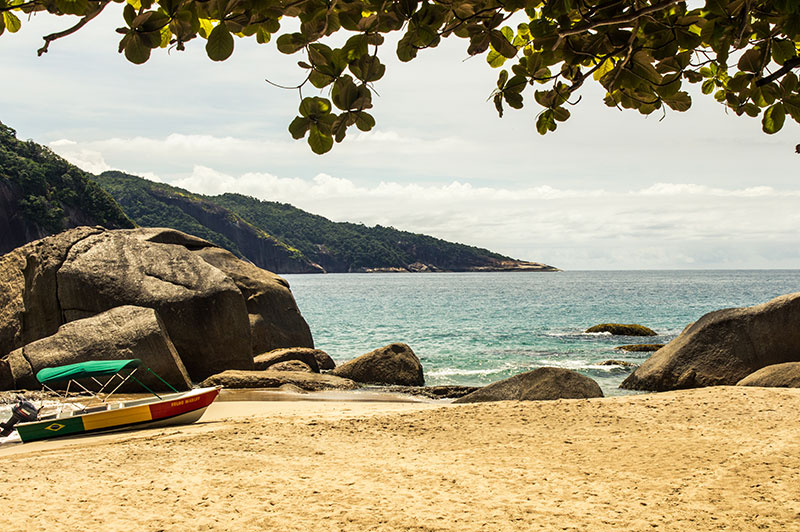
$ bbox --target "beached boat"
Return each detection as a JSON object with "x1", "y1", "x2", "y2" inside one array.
[{"x1": 0, "y1": 359, "x2": 220, "y2": 443}]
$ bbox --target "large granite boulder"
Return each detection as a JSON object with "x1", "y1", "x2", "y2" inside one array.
[
  {"x1": 192, "y1": 246, "x2": 313, "y2": 354},
  {"x1": 2, "y1": 306, "x2": 191, "y2": 391},
  {"x1": 253, "y1": 347, "x2": 328, "y2": 373},
  {"x1": 622, "y1": 292, "x2": 800, "y2": 391},
  {"x1": 200, "y1": 370, "x2": 359, "y2": 391},
  {"x1": 0, "y1": 226, "x2": 104, "y2": 357},
  {"x1": 737, "y1": 362, "x2": 800, "y2": 388},
  {"x1": 332, "y1": 343, "x2": 424, "y2": 386},
  {"x1": 0, "y1": 227, "x2": 315, "y2": 384},
  {"x1": 454, "y1": 367, "x2": 603, "y2": 403}
]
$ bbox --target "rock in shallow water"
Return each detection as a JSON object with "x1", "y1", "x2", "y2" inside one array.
[
  {"x1": 622, "y1": 292, "x2": 800, "y2": 391},
  {"x1": 453, "y1": 367, "x2": 603, "y2": 403},
  {"x1": 332, "y1": 343, "x2": 424, "y2": 386},
  {"x1": 585, "y1": 323, "x2": 657, "y2": 336}
]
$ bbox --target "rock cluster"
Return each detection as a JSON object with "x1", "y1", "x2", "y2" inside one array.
[
  {"x1": 622, "y1": 292, "x2": 800, "y2": 391},
  {"x1": 0, "y1": 227, "x2": 314, "y2": 390}
]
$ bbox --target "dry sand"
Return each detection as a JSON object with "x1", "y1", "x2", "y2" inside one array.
[{"x1": 1, "y1": 386, "x2": 799, "y2": 531}]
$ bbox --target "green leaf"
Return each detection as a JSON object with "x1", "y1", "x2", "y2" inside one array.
[
  {"x1": 762, "y1": 103, "x2": 785, "y2": 134},
  {"x1": 124, "y1": 34, "x2": 152, "y2": 64},
  {"x1": 288, "y1": 117, "x2": 311, "y2": 139},
  {"x1": 489, "y1": 29, "x2": 516, "y2": 59},
  {"x1": 552, "y1": 106, "x2": 570, "y2": 122},
  {"x1": 772, "y1": 39, "x2": 796, "y2": 66},
  {"x1": 487, "y1": 49, "x2": 506, "y2": 68},
  {"x1": 276, "y1": 33, "x2": 307, "y2": 55},
  {"x1": 355, "y1": 111, "x2": 375, "y2": 132},
  {"x1": 332, "y1": 76, "x2": 361, "y2": 110},
  {"x1": 701, "y1": 79, "x2": 715, "y2": 95},
  {"x1": 55, "y1": 0, "x2": 87, "y2": 16},
  {"x1": 2, "y1": 12, "x2": 20, "y2": 33},
  {"x1": 206, "y1": 23, "x2": 234, "y2": 61},
  {"x1": 738, "y1": 49, "x2": 763, "y2": 74},
  {"x1": 349, "y1": 55, "x2": 385, "y2": 82},
  {"x1": 299, "y1": 97, "x2": 332, "y2": 119},
  {"x1": 535, "y1": 110, "x2": 556, "y2": 135},
  {"x1": 663, "y1": 91, "x2": 691, "y2": 112},
  {"x1": 308, "y1": 126, "x2": 333, "y2": 154}
]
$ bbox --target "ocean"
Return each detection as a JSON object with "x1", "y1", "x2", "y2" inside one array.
[{"x1": 283, "y1": 270, "x2": 800, "y2": 396}]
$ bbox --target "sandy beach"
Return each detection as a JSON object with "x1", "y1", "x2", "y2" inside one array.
[{"x1": 1, "y1": 386, "x2": 799, "y2": 531}]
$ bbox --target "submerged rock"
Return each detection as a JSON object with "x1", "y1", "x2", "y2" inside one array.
[
  {"x1": 613, "y1": 344, "x2": 664, "y2": 352},
  {"x1": 3, "y1": 306, "x2": 191, "y2": 392},
  {"x1": 586, "y1": 323, "x2": 657, "y2": 336},
  {"x1": 332, "y1": 343, "x2": 424, "y2": 386},
  {"x1": 453, "y1": 367, "x2": 603, "y2": 403},
  {"x1": 737, "y1": 362, "x2": 800, "y2": 388},
  {"x1": 201, "y1": 370, "x2": 359, "y2": 391},
  {"x1": 598, "y1": 360, "x2": 638, "y2": 367},
  {"x1": 622, "y1": 292, "x2": 800, "y2": 391}
]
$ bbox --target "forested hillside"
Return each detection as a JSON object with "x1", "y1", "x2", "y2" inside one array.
[
  {"x1": 95, "y1": 172, "x2": 557, "y2": 273},
  {"x1": 0, "y1": 122, "x2": 133, "y2": 254}
]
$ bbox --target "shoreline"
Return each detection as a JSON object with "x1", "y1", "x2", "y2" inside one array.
[{"x1": 1, "y1": 386, "x2": 798, "y2": 530}]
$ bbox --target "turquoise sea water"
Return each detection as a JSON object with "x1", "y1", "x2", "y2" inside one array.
[{"x1": 283, "y1": 270, "x2": 800, "y2": 396}]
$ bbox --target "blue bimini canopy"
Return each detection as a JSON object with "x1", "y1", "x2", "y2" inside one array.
[{"x1": 36, "y1": 359, "x2": 142, "y2": 385}]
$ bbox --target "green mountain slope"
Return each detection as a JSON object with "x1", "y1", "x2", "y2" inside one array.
[
  {"x1": 0, "y1": 122, "x2": 134, "y2": 254},
  {"x1": 94, "y1": 171, "x2": 558, "y2": 274},
  {"x1": 93, "y1": 171, "x2": 323, "y2": 273}
]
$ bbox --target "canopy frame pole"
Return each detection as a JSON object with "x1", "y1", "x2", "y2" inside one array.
[
  {"x1": 145, "y1": 367, "x2": 178, "y2": 393},
  {"x1": 130, "y1": 376, "x2": 162, "y2": 400}
]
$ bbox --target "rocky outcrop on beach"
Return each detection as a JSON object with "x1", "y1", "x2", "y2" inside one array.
[
  {"x1": 737, "y1": 362, "x2": 800, "y2": 388},
  {"x1": 3, "y1": 306, "x2": 192, "y2": 392},
  {"x1": 453, "y1": 367, "x2": 604, "y2": 403},
  {"x1": 200, "y1": 370, "x2": 359, "y2": 391},
  {"x1": 254, "y1": 347, "x2": 331, "y2": 373},
  {"x1": 378, "y1": 385, "x2": 480, "y2": 400},
  {"x1": 0, "y1": 227, "x2": 314, "y2": 389},
  {"x1": 332, "y1": 343, "x2": 425, "y2": 386},
  {"x1": 268, "y1": 361, "x2": 314, "y2": 372},
  {"x1": 621, "y1": 292, "x2": 800, "y2": 391},
  {"x1": 586, "y1": 323, "x2": 657, "y2": 336}
]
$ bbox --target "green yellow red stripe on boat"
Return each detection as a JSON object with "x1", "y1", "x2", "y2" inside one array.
[{"x1": 16, "y1": 387, "x2": 219, "y2": 443}]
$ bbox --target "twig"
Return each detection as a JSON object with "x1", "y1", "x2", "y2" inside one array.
[{"x1": 37, "y1": 2, "x2": 109, "y2": 56}]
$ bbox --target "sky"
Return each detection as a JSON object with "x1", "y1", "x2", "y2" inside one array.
[{"x1": 2, "y1": 7, "x2": 799, "y2": 270}]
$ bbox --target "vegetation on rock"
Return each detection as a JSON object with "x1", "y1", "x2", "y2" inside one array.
[
  {"x1": 585, "y1": 323, "x2": 658, "y2": 336},
  {"x1": 0, "y1": 122, "x2": 133, "y2": 253},
  {"x1": 3, "y1": 2, "x2": 799, "y2": 153}
]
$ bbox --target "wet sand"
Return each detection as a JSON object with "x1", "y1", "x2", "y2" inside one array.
[{"x1": 1, "y1": 386, "x2": 799, "y2": 531}]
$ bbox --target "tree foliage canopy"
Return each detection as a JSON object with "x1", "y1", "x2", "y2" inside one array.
[{"x1": 3, "y1": 0, "x2": 799, "y2": 153}]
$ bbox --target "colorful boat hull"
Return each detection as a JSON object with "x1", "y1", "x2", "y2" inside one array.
[{"x1": 16, "y1": 387, "x2": 220, "y2": 443}]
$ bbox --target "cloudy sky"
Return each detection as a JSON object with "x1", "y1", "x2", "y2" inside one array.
[{"x1": 2, "y1": 8, "x2": 799, "y2": 269}]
